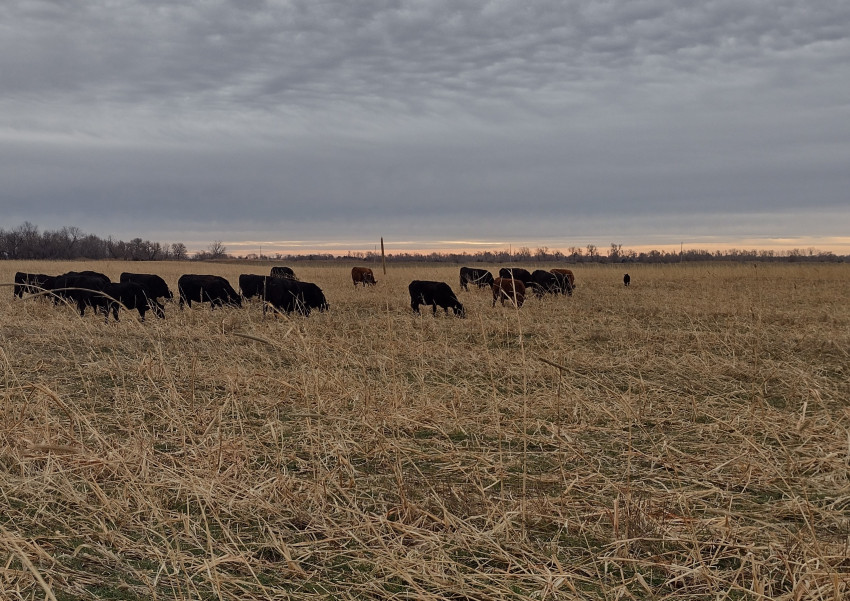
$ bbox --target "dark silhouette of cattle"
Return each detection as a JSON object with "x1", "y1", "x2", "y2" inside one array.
[
  {"x1": 239, "y1": 274, "x2": 273, "y2": 300},
  {"x1": 120, "y1": 273, "x2": 173, "y2": 306},
  {"x1": 550, "y1": 268, "x2": 576, "y2": 289},
  {"x1": 270, "y1": 266, "x2": 297, "y2": 280},
  {"x1": 13, "y1": 272, "x2": 50, "y2": 298},
  {"x1": 351, "y1": 266, "x2": 377, "y2": 286},
  {"x1": 531, "y1": 269, "x2": 573, "y2": 297},
  {"x1": 49, "y1": 273, "x2": 111, "y2": 316},
  {"x1": 93, "y1": 282, "x2": 163, "y2": 322},
  {"x1": 178, "y1": 275, "x2": 242, "y2": 309},
  {"x1": 492, "y1": 277, "x2": 526, "y2": 308},
  {"x1": 459, "y1": 267, "x2": 494, "y2": 291},
  {"x1": 408, "y1": 281, "x2": 465, "y2": 317},
  {"x1": 265, "y1": 278, "x2": 328, "y2": 316},
  {"x1": 498, "y1": 267, "x2": 533, "y2": 288},
  {"x1": 623, "y1": 273, "x2": 631, "y2": 286}
]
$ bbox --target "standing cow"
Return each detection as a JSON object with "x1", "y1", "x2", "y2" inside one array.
[
  {"x1": 93, "y1": 282, "x2": 164, "y2": 322},
  {"x1": 492, "y1": 277, "x2": 526, "y2": 308},
  {"x1": 532, "y1": 269, "x2": 573, "y2": 297},
  {"x1": 459, "y1": 267, "x2": 494, "y2": 291},
  {"x1": 409, "y1": 281, "x2": 465, "y2": 317},
  {"x1": 120, "y1": 273, "x2": 173, "y2": 300},
  {"x1": 351, "y1": 266, "x2": 377, "y2": 286},
  {"x1": 178, "y1": 275, "x2": 242, "y2": 309},
  {"x1": 550, "y1": 268, "x2": 576, "y2": 289},
  {"x1": 265, "y1": 278, "x2": 328, "y2": 316},
  {"x1": 623, "y1": 274, "x2": 631, "y2": 287}
]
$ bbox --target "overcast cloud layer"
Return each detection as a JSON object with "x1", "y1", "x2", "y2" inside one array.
[{"x1": 2, "y1": 0, "x2": 849, "y2": 253}]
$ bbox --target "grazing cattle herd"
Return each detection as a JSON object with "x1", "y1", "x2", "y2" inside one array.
[{"x1": 9, "y1": 264, "x2": 626, "y2": 321}]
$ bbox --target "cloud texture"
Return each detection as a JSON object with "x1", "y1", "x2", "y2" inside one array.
[{"x1": 2, "y1": 0, "x2": 849, "y2": 251}]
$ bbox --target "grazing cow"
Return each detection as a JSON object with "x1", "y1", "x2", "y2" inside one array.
[
  {"x1": 92, "y1": 282, "x2": 163, "y2": 322},
  {"x1": 239, "y1": 274, "x2": 272, "y2": 300},
  {"x1": 623, "y1": 273, "x2": 631, "y2": 287},
  {"x1": 408, "y1": 281, "x2": 465, "y2": 317},
  {"x1": 492, "y1": 277, "x2": 526, "y2": 308},
  {"x1": 49, "y1": 273, "x2": 111, "y2": 316},
  {"x1": 270, "y1": 266, "x2": 297, "y2": 280},
  {"x1": 498, "y1": 267, "x2": 533, "y2": 288},
  {"x1": 13, "y1": 272, "x2": 50, "y2": 298},
  {"x1": 178, "y1": 275, "x2": 242, "y2": 309},
  {"x1": 265, "y1": 278, "x2": 329, "y2": 316},
  {"x1": 351, "y1": 266, "x2": 377, "y2": 286},
  {"x1": 550, "y1": 268, "x2": 576, "y2": 289},
  {"x1": 531, "y1": 269, "x2": 571, "y2": 297},
  {"x1": 459, "y1": 267, "x2": 494, "y2": 291},
  {"x1": 120, "y1": 273, "x2": 173, "y2": 302}
]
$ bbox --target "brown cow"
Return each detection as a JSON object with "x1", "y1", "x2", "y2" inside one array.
[
  {"x1": 492, "y1": 277, "x2": 525, "y2": 308},
  {"x1": 351, "y1": 266, "x2": 377, "y2": 286},
  {"x1": 550, "y1": 268, "x2": 576, "y2": 288}
]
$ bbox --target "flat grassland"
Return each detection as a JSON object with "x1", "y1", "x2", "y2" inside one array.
[{"x1": 1, "y1": 261, "x2": 848, "y2": 600}]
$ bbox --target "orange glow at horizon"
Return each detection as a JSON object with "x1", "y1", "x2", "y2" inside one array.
[{"x1": 208, "y1": 236, "x2": 850, "y2": 257}]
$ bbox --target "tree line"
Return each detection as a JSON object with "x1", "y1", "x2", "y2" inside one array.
[{"x1": 0, "y1": 223, "x2": 845, "y2": 263}]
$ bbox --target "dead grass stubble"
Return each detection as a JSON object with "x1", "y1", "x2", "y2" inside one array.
[{"x1": 1, "y1": 261, "x2": 849, "y2": 600}]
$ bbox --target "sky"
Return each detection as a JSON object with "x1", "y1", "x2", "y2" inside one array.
[{"x1": 2, "y1": 0, "x2": 849, "y2": 256}]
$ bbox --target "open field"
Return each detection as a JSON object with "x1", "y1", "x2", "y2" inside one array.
[{"x1": 1, "y1": 260, "x2": 849, "y2": 600}]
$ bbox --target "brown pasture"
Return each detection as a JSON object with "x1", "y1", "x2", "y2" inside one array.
[{"x1": 1, "y1": 260, "x2": 849, "y2": 600}]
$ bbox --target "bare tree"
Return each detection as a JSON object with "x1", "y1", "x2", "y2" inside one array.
[
  {"x1": 208, "y1": 240, "x2": 227, "y2": 259},
  {"x1": 171, "y1": 242, "x2": 188, "y2": 261}
]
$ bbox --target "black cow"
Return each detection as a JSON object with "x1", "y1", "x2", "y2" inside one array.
[
  {"x1": 120, "y1": 273, "x2": 173, "y2": 301},
  {"x1": 178, "y1": 275, "x2": 242, "y2": 309},
  {"x1": 498, "y1": 267, "x2": 533, "y2": 287},
  {"x1": 459, "y1": 267, "x2": 494, "y2": 291},
  {"x1": 624, "y1": 273, "x2": 631, "y2": 287},
  {"x1": 239, "y1": 274, "x2": 273, "y2": 300},
  {"x1": 93, "y1": 282, "x2": 163, "y2": 322},
  {"x1": 409, "y1": 280, "x2": 465, "y2": 317},
  {"x1": 49, "y1": 273, "x2": 111, "y2": 316},
  {"x1": 270, "y1": 266, "x2": 297, "y2": 280},
  {"x1": 13, "y1": 272, "x2": 50, "y2": 298},
  {"x1": 531, "y1": 269, "x2": 573, "y2": 297},
  {"x1": 265, "y1": 278, "x2": 328, "y2": 316}
]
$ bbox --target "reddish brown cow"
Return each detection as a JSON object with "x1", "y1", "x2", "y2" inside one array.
[
  {"x1": 351, "y1": 266, "x2": 377, "y2": 286},
  {"x1": 492, "y1": 277, "x2": 526, "y2": 308},
  {"x1": 550, "y1": 268, "x2": 576, "y2": 288}
]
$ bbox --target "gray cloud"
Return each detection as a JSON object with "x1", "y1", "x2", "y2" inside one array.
[{"x1": 1, "y1": 0, "x2": 849, "y2": 252}]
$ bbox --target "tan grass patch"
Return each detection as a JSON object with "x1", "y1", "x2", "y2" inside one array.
[{"x1": 1, "y1": 260, "x2": 849, "y2": 599}]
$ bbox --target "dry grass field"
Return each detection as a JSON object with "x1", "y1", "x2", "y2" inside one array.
[{"x1": 1, "y1": 260, "x2": 848, "y2": 600}]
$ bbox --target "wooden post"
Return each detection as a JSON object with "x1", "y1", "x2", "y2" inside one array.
[{"x1": 381, "y1": 237, "x2": 387, "y2": 275}]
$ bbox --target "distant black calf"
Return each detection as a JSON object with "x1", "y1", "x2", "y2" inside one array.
[
  {"x1": 459, "y1": 267, "x2": 494, "y2": 291},
  {"x1": 265, "y1": 278, "x2": 328, "y2": 316},
  {"x1": 409, "y1": 280, "x2": 465, "y2": 317},
  {"x1": 178, "y1": 275, "x2": 242, "y2": 309},
  {"x1": 623, "y1": 274, "x2": 631, "y2": 286}
]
